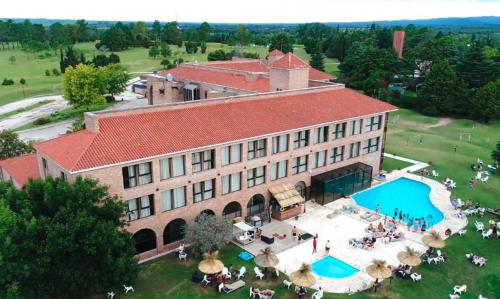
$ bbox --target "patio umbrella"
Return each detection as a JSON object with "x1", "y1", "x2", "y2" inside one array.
[
  {"x1": 254, "y1": 247, "x2": 279, "y2": 268},
  {"x1": 198, "y1": 251, "x2": 224, "y2": 274},
  {"x1": 290, "y1": 263, "x2": 317, "y2": 287},
  {"x1": 366, "y1": 259, "x2": 392, "y2": 280},
  {"x1": 422, "y1": 230, "x2": 446, "y2": 249},
  {"x1": 397, "y1": 247, "x2": 421, "y2": 266}
]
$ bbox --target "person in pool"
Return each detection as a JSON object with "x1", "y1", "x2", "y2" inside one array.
[
  {"x1": 376, "y1": 204, "x2": 380, "y2": 214},
  {"x1": 394, "y1": 208, "x2": 399, "y2": 218}
]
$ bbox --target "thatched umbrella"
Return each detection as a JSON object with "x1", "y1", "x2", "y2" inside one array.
[
  {"x1": 422, "y1": 230, "x2": 446, "y2": 249},
  {"x1": 397, "y1": 247, "x2": 421, "y2": 266},
  {"x1": 255, "y1": 247, "x2": 279, "y2": 268},
  {"x1": 198, "y1": 251, "x2": 224, "y2": 274},
  {"x1": 366, "y1": 259, "x2": 392, "y2": 283},
  {"x1": 290, "y1": 263, "x2": 317, "y2": 287}
]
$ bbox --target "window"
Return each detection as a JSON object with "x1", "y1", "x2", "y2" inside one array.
[
  {"x1": 161, "y1": 187, "x2": 186, "y2": 211},
  {"x1": 184, "y1": 84, "x2": 200, "y2": 101},
  {"x1": 247, "y1": 166, "x2": 266, "y2": 188},
  {"x1": 127, "y1": 195, "x2": 154, "y2": 221},
  {"x1": 351, "y1": 119, "x2": 363, "y2": 135},
  {"x1": 122, "y1": 162, "x2": 153, "y2": 189},
  {"x1": 331, "y1": 146, "x2": 344, "y2": 163},
  {"x1": 313, "y1": 150, "x2": 327, "y2": 169},
  {"x1": 366, "y1": 115, "x2": 382, "y2": 131},
  {"x1": 248, "y1": 139, "x2": 267, "y2": 160},
  {"x1": 221, "y1": 144, "x2": 242, "y2": 166},
  {"x1": 313, "y1": 126, "x2": 329, "y2": 144},
  {"x1": 293, "y1": 130, "x2": 309, "y2": 148},
  {"x1": 42, "y1": 158, "x2": 48, "y2": 178},
  {"x1": 363, "y1": 137, "x2": 380, "y2": 154},
  {"x1": 292, "y1": 155, "x2": 308, "y2": 175},
  {"x1": 192, "y1": 150, "x2": 215, "y2": 173},
  {"x1": 60, "y1": 171, "x2": 66, "y2": 181},
  {"x1": 272, "y1": 134, "x2": 289, "y2": 154},
  {"x1": 193, "y1": 179, "x2": 215, "y2": 203},
  {"x1": 159, "y1": 155, "x2": 185, "y2": 180},
  {"x1": 333, "y1": 122, "x2": 346, "y2": 139},
  {"x1": 222, "y1": 172, "x2": 242, "y2": 194},
  {"x1": 350, "y1": 142, "x2": 361, "y2": 158},
  {"x1": 271, "y1": 160, "x2": 287, "y2": 181}
]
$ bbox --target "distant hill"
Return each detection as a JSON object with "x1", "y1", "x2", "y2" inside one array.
[{"x1": 1, "y1": 16, "x2": 500, "y2": 29}]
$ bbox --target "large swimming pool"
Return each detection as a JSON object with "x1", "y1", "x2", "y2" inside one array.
[
  {"x1": 312, "y1": 256, "x2": 359, "y2": 279},
  {"x1": 352, "y1": 177, "x2": 444, "y2": 227}
]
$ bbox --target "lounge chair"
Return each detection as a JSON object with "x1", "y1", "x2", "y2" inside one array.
[
  {"x1": 480, "y1": 176, "x2": 489, "y2": 183},
  {"x1": 283, "y1": 280, "x2": 292, "y2": 289},
  {"x1": 254, "y1": 267, "x2": 264, "y2": 280},
  {"x1": 237, "y1": 266, "x2": 246, "y2": 279},
  {"x1": 178, "y1": 252, "x2": 187, "y2": 261},
  {"x1": 312, "y1": 287, "x2": 323, "y2": 299},
  {"x1": 223, "y1": 280, "x2": 246, "y2": 294},
  {"x1": 449, "y1": 294, "x2": 460, "y2": 299},
  {"x1": 453, "y1": 285, "x2": 467, "y2": 295},
  {"x1": 218, "y1": 283, "x2": 224, "y2": 293},
  {"x1": 479, "y1": 294, "x2": 488, "y2": 299},
  {"x1": 201, "y1": 275, "x2": 211, "y2": 285},
  {"x1": 410, "y1": 273, "x2": 422, "y2": 282},
  {"x1": 432, "y1": 170, "x2": 439, "y2": 178},
  {"x1": 457, "y1": 229, "x2": 466, "y2": 236},
  {"x1": 482, "y1": 229, "x2": 492, "y2": 239},
  {"x1": 475, "y1": 221, "x2": 484, "y2": 232},
  {"x1": 222, "y1": 267, "x2": 232, "y2": 279}
]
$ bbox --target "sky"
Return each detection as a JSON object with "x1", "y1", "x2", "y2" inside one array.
[{"x1": 1, "y1": 0, "x2": 500, "y2": 23}]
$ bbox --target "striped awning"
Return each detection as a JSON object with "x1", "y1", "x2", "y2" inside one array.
[{"x1": 269, "y1": 183, "x2": 304, "y2": 208}]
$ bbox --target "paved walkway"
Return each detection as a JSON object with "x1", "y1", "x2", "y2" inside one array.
[
  {"x1": 271, "y1": 171, "x2": 466, "y2": 294},
  {"x1": 384, "y1": 153, "x2": 429, "y2": 173}
]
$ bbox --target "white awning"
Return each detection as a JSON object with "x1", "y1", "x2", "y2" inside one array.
[
  {"x1": 233, "y1": 222, "x2": 254, "y2": 232},
  {"x1": 184, "y1": 83, "x2": 198, "y2": 90}
]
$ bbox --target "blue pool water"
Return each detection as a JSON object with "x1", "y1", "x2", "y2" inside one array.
[
  {"x1": 312, "y1": 256, "x2": 360, "y2": 279},
  {"x1": 352, "y1": 177, "x2": 444, "y2": 227}
]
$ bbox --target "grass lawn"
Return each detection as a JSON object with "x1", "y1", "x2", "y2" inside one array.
[
  {"x1": 128, "y1": 109, "x2": 499, "y2": 299},
  {"x1": 1, "y1": 42, "x2": 338, "y2": 107},
  {"x1": 382, "y1": 157, "x2": 413, "y2": 172}
]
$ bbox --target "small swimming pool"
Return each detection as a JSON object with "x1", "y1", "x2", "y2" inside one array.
[
  {"x1": 352, "y1": 177, "x2": 444, "y2": 227},
  {"x1": 312, "y1": 256, "x2": 360, "y2": 279}
]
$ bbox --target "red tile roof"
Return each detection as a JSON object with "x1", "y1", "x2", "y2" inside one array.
[
  {"x1": 206, "y1": 60, "x2": 270, "y2": 73},
  {"x1": 35, "y1": 87, "x2": 396, "y2": 172},
  {"x1": 309, "y1": 67, "x2": 334, "y2": 81},
  {"x1": 271, "y1": 53, "x2": 309, "y2": 69},
  {"x1": 163, "y1": 65, "x2": 269, "y2": 92},
  {"x1": 0, "y1": 153, "x2": 40, "y2": 186},
  {"x1": 268, "y1": 49, "x2": 285, "y2": 57}
]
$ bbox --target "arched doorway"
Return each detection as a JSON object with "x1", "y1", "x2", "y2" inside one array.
[
  {"x1": 295, "y1": 181, "x2": 307, "y2": 199},
  {"x1": 200, "y1": 209, "x2": 215, "y2": 217},
  {"x1": 223, "y1": 201, "x2": 242, "y2": 219},
  {"x1": 247, "y1": 194, "x2": 265, "y2": 217},
  {"x1": 163, "y1": 218, "x2": 186, "y2": 245},
  {"x1": 132, "y1": 229, "x2": 157, "y2": 254}
]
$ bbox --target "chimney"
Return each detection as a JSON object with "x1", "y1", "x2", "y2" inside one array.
[{"x1": 393, "y1": 31, "x2": 405, "y2": 59}]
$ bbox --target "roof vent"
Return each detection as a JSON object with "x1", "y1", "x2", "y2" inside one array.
[{"x1": 166, "y1": 73, "x2": 173, "y2": 81}]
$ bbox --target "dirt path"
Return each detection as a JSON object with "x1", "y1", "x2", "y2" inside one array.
[{"x1": 425, "y1": 117, "x2": 452, "y2": 128}]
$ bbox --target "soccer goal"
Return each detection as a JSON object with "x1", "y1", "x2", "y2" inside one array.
[
  {"x1": 459, "y1": 132, "x2": 472, "y2": 143},
  {"x1": 391, "y1": 115, "x2": 400, "y2": 124}
]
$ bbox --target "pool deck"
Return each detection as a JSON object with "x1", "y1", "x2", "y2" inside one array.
[{"x1": 272, "y1": 171, "x2": 467, "y2": 293}]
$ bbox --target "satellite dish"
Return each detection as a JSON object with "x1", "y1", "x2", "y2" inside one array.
[{"x1": 166, "y1": 73, "x2": 173, "y2": 81}]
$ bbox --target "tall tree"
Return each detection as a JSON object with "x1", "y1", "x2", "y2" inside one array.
[
  {"x1": 0, "y1": 177, "x2": 138, "y2": 299},
  {"x1": 236, "y1": 24, "x2": 250, "y2": 46},
  {"x1": 63, "y1": 64, "x2": 106, "y2": 108},
  {"x1": 102, "y1": 64, "x2": 129, "y2": 98},
  {"x1": 0, "y1": 130, "x2": 34, "y2": 159},
  {"x1": 163, "y1": 22, "x2": 181, "y2": 45},
  {"x1": 492, "y1": 141, "x2": 500, "y2": 164},
  {"x1": 471, "y1": 79, "x2": 500, "y2": 123},
  {"x1": 269, "y1": 32, "x2": 293, "y2": 53},
  {"x1": 457, "y1": 43, "x2": 497, "y2": 90},
  {"x1": 418, "y1": 60, "x2": 468, "y2": 116},
  {"x1": 197, "y1": 22, "x2": 211, "y2": 42},
  {"x1": 309, "y1": 52, "x2": 325, "y2": 71},
  {"x1": 152, "y1": 20, "x2": 162, "y2": 42}
]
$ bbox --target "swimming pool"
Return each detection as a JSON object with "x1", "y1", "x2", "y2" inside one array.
[
  {"x1": 312, "y1": 256, "x2": 359, "y2": 279},
  {"x1": 352, "y1": 177, "x2": 444, "y2": 227}
]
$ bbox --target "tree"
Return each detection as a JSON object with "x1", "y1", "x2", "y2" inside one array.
[
  {"x1": 163, "y1": 22, "x2": 180, "y2": 45},
  {"x1": 457, "y1": 43, "x2": 497, "y2": 90},
  {"x1": 160, "y1": 43, "x2": 172, "y2": 58},
  {"x1": 207, "y1": 49, "x2": 232, "y2": 61},
  {"x1": 0, "y1": 130, "x2": 34, "y2": 159},
  {"x1": 197, "y1": 22, "x2": 211, "y2": 42},
  {"x1": 471, "y1": 79, "x2": 500, "y2": 123},
  {"x1": 269, "y1": 32, "x2": 293, "y2": 53},
  {"x1": 19, "y1": 78, "x2": 26, "y2": 97},
  {"x1": 102, "y1": 64, "x2": 128, "y2": 97},
  {"x1": 236, "y1": 24, "x2": 250, "y2": 46},
  {"x1": 63, "y1": 64, "x2": 106, "y2": 108},
  {"x1": 200, "y1": 42, "x2": 207, "y2": 54},
  {"x1": 148, "y1": 44, "x2": 160, "y2": 58},
  {"x1": 161, "y1": 58, "x2": 171, "y2": 69},
  {"x1": 309, "y1": 52, "x2": 325, "y2": 71},
  {"x1": 183, "y1": 214, "x2": 232, "y2": 258},
  {"x1": 0, "y1": 177, "x2": 138, "y2": 298},
  {"x1": 152, "y1": 20, "x2": 161, "y2": 42},
  {"x1": 492, "y1": 141, "x2": 500, "y2": 164},
  {"x1": 59, "y1": 46, "x2": 81, "y2": 73},
  {"x1": 418, "y1": 60, "x2": 468, "y2": 116}
]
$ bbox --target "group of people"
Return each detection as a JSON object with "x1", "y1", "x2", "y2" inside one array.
[
  {"x1": 250, "y1": 287, "x2": 275, "y2": 298},
  {"x1": 466, "y1": 252, "x2": 487, "y2": 267},
  {"x1": 311, "y1": 234, "x2": 331, "y2": 255},
  {"x1": 395, "y1": 264, "x2": 413, "y2": 279},
  {"x1": 443, "y1": 177, "x2": 457, "y2": 190},
  {"x1": 349, "y1": 236, "x2": 376, "y2": 250}
]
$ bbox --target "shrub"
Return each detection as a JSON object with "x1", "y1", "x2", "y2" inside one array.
[
  {"x1": 52, "y1": 68, "x2": 60, "y2": 76},
  {"x1": 2, "y1": 78, "x2": 14, "y2": 86},
  {"x1": 45, "y1": 70, "x2": 51, "y2": 76},
  {"x1": 184, "y1": 214, "x2": 232, "y2": 258},
  {"x1": 34, "y1": 117, "x2": 50, "y2": 126}
]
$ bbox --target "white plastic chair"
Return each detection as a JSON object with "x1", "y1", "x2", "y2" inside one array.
[
  {"x1": 453, "y1": 284, "x2": 467, "y2": 295},
  {"x1": 475, "y1": 221, "x2": 484, "y2": 232},
  {"x1": 178, "y1": 252, "x2": 187, "y2": 261},
  {"x1": 237, "y1": 266, "x2": 246, "y2": 279},
  {"x1": 482, "y1": 229, "x2": 492, "y2": 239},
  {"x1": 283, "y1": 279, "x2": 292, "y2": 289},
  {"x1": 202, "y1": 275, "x2": 211, "y2": 285},
  {"x1": 222, "y1": 267, "x2": 232, "y2": 279},
  {"x1": 218, "y1": 283, "x2": 224, "y2": 293},
  {"x1": 410, "y1": 273, "x2": 422, "y2": 282},
  {"x1": 254, "y1": 267, "x2": 264, "y2": 280},
  {"x1": 432, "y1": 170, "x2": 439, "y2": 178},
  {"x1": 312, "y1": 288, "x2": 323, "y2": 299}
]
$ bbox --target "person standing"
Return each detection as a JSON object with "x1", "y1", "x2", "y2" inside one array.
[
  {"x1": 325, "y1": 240, "x2": 331, "y2": 255},
  {"x1": 292, "y1": 226, "x2": 298, "y2": 241},
  {"x1": 375, "y1": 204, "x2": 380, "y2": 215},
  {"x1": 312, "y1": 236, "x2": 317, "y2": 254}
]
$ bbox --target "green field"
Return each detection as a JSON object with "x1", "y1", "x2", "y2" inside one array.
[
  {"x1": 0, "y1": 42, "x2": 339, "y2": 107},
  {"x1": 126, "y1": 109, "x2": 499, "y2": 299},
  {"x1": 382, "y1": 157, "x2": 413, "y2": 172}
]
